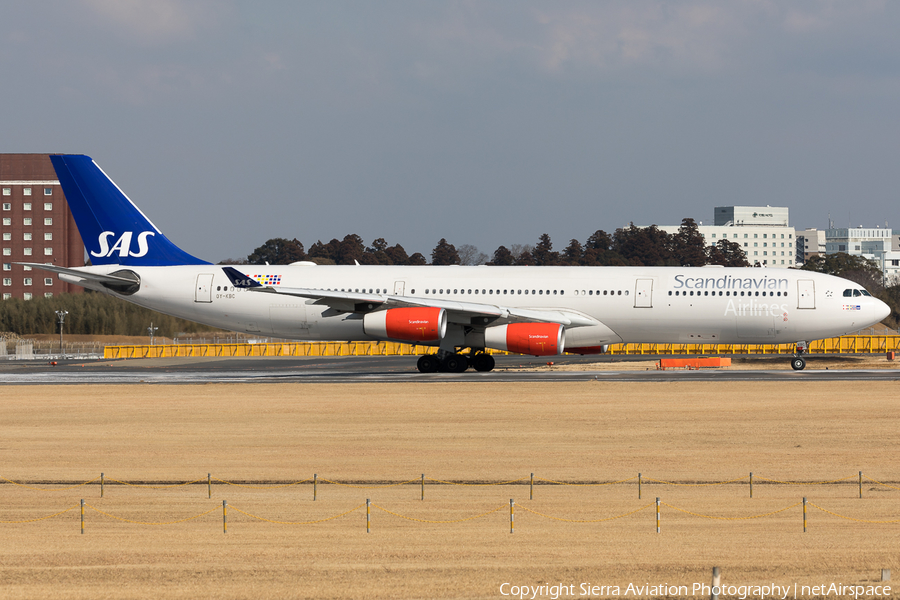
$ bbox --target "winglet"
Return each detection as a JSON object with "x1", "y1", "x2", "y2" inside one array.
[{"x1": 222, "y1": 267, "x2": 262, "y2": 288}]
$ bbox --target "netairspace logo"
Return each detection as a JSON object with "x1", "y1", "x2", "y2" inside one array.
[{"x1": 497, "y1": 582, "x2": 892, "y2": 599}]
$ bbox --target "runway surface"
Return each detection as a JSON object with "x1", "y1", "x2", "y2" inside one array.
[{"x1": 1, "y1": 354, "x2": 898, "y2": 384}]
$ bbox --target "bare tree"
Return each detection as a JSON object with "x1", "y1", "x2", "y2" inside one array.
[{"x1": 457, "y1": 244, "x2": 489, "y2": 266}]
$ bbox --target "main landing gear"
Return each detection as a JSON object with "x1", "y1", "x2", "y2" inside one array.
[
  {"x1": 791, "y1": 342, "x2": 808, "y2": 371},
  {"x1": 416, "y1": 351, "x2": 495, "y2": 373}
]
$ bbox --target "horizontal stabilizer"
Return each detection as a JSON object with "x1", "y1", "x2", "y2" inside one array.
[{"x1": 17, "y1": 263, "x2": 141, "y2": 294}]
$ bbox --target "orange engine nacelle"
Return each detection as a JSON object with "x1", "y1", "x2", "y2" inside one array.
[
  {"x1": 363, "y1": 307, "x2": 447, "y2": 343},
  {"x1": 483, "y1": 323, "x2": 565, "y2": 356}
]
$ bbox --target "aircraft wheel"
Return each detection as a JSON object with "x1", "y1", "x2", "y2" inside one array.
[
  {"x1": 443, "y1": 354, "x2": 468, "y2": 373},
  {"x1": 472, "y1": 353, "x2": 495, "y2": 372},
  {"x1": 791, "y1": 356, "x2": 806, "y2": 371},
  {"x1": 417, "y1": 355, "x2": 439, "y2": 373}
]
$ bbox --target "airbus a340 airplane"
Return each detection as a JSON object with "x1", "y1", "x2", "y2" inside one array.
[{"x1": 24, "y1": 155, "x2": 891, "y2": 373}]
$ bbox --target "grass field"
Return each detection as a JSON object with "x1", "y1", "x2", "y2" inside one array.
[{"x1": 0, "y1": 382, "x2": 898, "y2": 599}]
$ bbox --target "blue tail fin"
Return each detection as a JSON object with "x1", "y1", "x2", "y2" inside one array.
[{"x1": 50, "y1": 155, "x2": 209, "y2": 266}]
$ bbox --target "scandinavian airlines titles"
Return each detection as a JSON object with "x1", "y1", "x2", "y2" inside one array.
[{"x1": 673, "y1": 274, "x2": 789, "y2": 291}]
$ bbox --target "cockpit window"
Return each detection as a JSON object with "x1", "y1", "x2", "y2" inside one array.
[
  {"x1": 860, "y1": 289, "x2": 872, "y2": 297},
  {"x1": 843, "y1": 289, "x2": 853, "y2": 297}
]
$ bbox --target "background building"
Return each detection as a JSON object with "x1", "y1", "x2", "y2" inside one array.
[
  {"x1": 823, "y1": 226, "x2": 898, "y2": 286},
  {"x1": 0, "y1": 154, "x2": 84, "y2": 300},
  {"x1": 795, "y1": 228, "x2": 826, "y2": 264},
  {"x1": 660, "y1": 206, "x2": 796, "y2": 268},
  {"x1": 714, "y1": 206, "x2": 790, "y2": 228},
  {"x1": 825, "y1": 227, "x2": 892, "y2": 256}
]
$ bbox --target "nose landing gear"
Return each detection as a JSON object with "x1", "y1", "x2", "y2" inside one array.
[{"x1": 791, "y1": 342, "x2": 808, "y2": 371}]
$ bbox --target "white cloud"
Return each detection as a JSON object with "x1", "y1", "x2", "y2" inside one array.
[
  {"x1": 779, "y1": 0, "x2": 886, "y2": 34},
  {"x1": 80, "y1": 0, "x2": 218, "y2": 44},
  {"x1": 531, "y1": 3, "x2": 742, "y2": 74},
  {"x1": 407, "y1": 1, "x2": 892, "y2": 79}
]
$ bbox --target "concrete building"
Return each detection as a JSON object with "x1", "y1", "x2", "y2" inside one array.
[
  {"x1": 795, "y1": 228, "x2": 826, "y2": 264},
  {"x1": 661, "y1": 206, "x2": 796, "y2": 268},
  {"x1": 822, "y1": 226, "x2": 899, "y2": 286},
  {"x1": 714, "y1": 206, "x2": 790, "y2": 228},
  {"x1": 825, "y1": 227, "x2": 893, "y2": 256},
  {"x1": 880, "y1": 251, "x2": 900, "y2": 286},
  {"x1": 1, "y1": 154, "x2": 84, "y2": 300}
]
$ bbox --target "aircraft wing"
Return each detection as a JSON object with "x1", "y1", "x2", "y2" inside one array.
[{"x1": 222, "y1": 267, "x2": 597, "y2": 328}]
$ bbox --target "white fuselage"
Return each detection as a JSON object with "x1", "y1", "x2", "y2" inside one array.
[{"x1": 63, "y1": 264, "x2": 889, "y2": 351}]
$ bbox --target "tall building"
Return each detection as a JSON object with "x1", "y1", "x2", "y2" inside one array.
[
  {"x1": 795, "y1": 228, "x2": 826, "y2": 264},
  {"x1": 824, "y1": 226, "x2": 897, "y2": 286},
  {"x1": 0, "y1": 154, "x2": 84, "y2": 300},
  {"x1": 714, "y1": 206, "x2": 790, "y2": 228},
  {"x1": 660, "y1": 206, "x2": 796, "y2": 268},
  {"x1": 825, "y1": 227, "x2": 892, "y2": 256}
]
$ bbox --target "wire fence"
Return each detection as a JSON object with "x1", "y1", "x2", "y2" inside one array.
[
  {"x1": 3, "y1": 496, "x2": 899, "y2": 534},
  {"x1": 3, "y1": 471, "x2": 899, "y2": 533},
  {"x1": 3, "y1": 472, "x2": 899, "y2": 498}
]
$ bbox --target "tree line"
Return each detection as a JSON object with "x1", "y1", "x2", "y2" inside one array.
[
  {"x1": 229, "y1": 218, "x2": 750, "y2": 268},
  {"x1": 0, "y1": 292, "x2": 220, "y2": 337}
]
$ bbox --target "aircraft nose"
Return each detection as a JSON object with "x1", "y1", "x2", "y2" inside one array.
[{"x1": 875, "y1": 298, "x2": 891, "y2": 323}]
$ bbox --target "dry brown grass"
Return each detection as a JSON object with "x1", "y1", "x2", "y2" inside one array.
[{"x1": 1, "y1": 382, "x2": 898, "y2": 599}]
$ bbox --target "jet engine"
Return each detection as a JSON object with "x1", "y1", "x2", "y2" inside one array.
[
  {"x1": 483, "y1": 323, "x2": 565, "y2": 356},
  {"x1": 363, "y1": 307, "x2": 447, "y2": 343}
]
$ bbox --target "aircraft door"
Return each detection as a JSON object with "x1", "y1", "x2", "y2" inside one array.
[
  {"x1": 797, "y1": 279, "x2": 815, "y2": 309},
  {"x1": 393, "y1": 281, "x2": 405, "y2": 296},
  {"x1": 195, "y1": 273, "x2": 214, "y2": 303},
  {"x1": 634, "y1": 279, "x2": 653, "y2": 308}
]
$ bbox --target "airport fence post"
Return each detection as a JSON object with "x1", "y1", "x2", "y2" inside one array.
[
  {"x1": 100, "y1": 473, "x2": 104, "y2": 498},
  {"x1": 208, "y1": 473, "x2": 211, "y2": 499},
  {"x1": 656, "y1": 498, "x2": 660, "y2": 533},
  {"x1": 711, "y1": 567, "x2": 721, "y2": 600},
  {"x1": 638, "y1": 473, "x2": 642, "y2": 499},
  {"x1": 80, "y1": 499, "x2": 84, "y2": 534},
  {"x1": 366, "y1": 499, "x2": 371, "y2": 533},
  {"x1": 802, "y1": 497, "x2": 807, "y2": 533},
  {"x1": 314, "y1": 474, "x2": 317, "y2": 501},
  {"x1": 223, "y1": 500, "x2": 227, "y2": 534},
  {"x1": 750, "y1": 472, "x2": 753, "y2": 498},
  {"x1": 510, "y1": 499, "x2": 515, "y2": 534},
  {"x1": 530, "y1": 473, "x2": 534, "y2": 500},
  {"x1": 421, "y1": 474, "x2": 424, "y2": 501},
  {"x1": 859, "y1": 471, "x2": 862, "y2": 499}
]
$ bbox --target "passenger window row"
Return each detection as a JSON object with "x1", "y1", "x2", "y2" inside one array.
[
  {"x1": 669, "y1": 290, "x2": 788, "y2": 298},
  {"x1": 574, "y1": 290, "x2": 628, "y2": 296},
  {"x1": 422, "y1": 288, "x2": 565, "y2": 296}
]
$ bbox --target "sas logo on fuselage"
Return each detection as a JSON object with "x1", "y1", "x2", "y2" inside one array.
[
  {"x1": 91, "y1": 231, "x2": 155, "y2": 258},
  {"x1": 252, "y1": 274, "x2": 282, "y2": 286}
]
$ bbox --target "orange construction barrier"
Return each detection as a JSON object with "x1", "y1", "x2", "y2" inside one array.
[{"x1": 657, "y1": 357, "x2": 731, "y2": 370}]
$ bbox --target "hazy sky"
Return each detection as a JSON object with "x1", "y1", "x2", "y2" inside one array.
[{"x1": 3, "y1": 1, "x2": 899, "y2": 262}]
